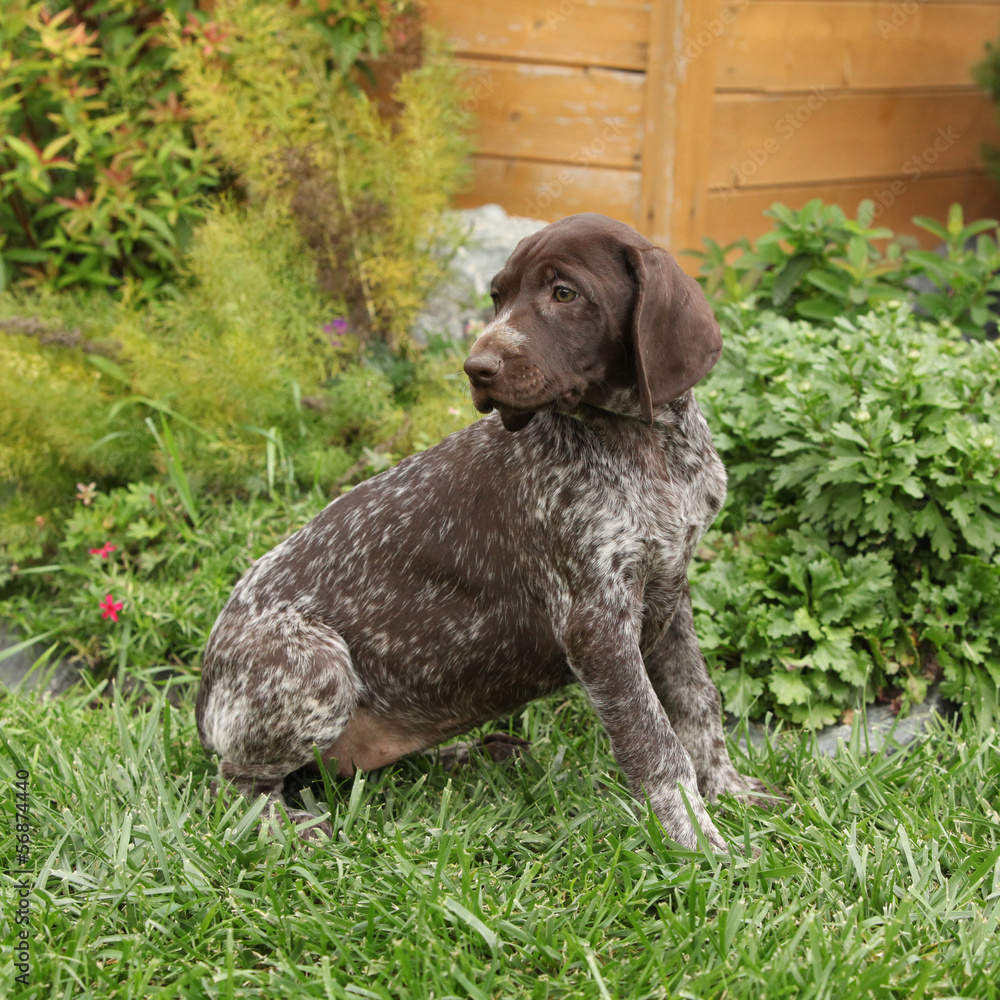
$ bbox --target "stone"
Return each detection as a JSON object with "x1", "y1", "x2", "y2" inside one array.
[{"x1": 412, "y1": 204, "x2": 548, "y2": 343}]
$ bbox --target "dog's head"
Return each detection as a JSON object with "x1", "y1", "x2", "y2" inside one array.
[{"x1": 463, "y1": 213, "x2": 721, "y2": 432}]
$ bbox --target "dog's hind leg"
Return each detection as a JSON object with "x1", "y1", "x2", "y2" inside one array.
[{"x1": 197, "y1": 610, "x2": 361, "y2": 839}]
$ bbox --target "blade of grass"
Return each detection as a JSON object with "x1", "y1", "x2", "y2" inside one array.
[{"x1": 145, "y1": 415, "x2": 198, "y2": 525}]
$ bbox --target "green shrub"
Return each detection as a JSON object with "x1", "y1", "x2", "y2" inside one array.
[
  {"x1": 0, "y1": 0, "x2": 216, "y2": 295},
  {"x1": 691, "y1": 200, "x2": 1000, "y2": 340},
  {"x1": 167, "y1": 0, "x2": 471, "y2": 346},
  {"x1": 0, "y1": 485, "x2": 326, "y2": 672},
  {"x1": 692, "y1": 529, "x2": 906, "y2": 728},
  {"x1": 693, "y1": 303, "x2": 1000, "y2": 722},
  {"x1": 974, "y1": 34, "x2": 1000, "y2": 187},
  {"x1": 0, "y1": 204, "x2": 477, "y2": 558},
  {"x1": 706, "y1": 304, "x2": 1000, "y2": 559}
]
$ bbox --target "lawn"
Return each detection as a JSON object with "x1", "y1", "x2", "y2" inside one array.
[
  {"x1": 2, "y1": 675, "x2": 998, "y2": 998},
  {"x1": 3, "y1": 5, "x2": 1000, "y2": 995}
]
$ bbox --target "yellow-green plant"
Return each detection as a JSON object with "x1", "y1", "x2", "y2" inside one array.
[{"x1": 167, "y1": 0, "x2": 472, "y2": 347}]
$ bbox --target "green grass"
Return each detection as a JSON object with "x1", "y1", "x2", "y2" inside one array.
[{"x1": 2, "y1": 678, "x2": 999, "y2": 999}]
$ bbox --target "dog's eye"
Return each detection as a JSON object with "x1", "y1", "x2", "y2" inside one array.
[
  {"x1": 490, "y1": 292, "x2": 500, "y2": 313},
  {"x1": 553, "y1": 286, "x2": 578, "y2": 303}
]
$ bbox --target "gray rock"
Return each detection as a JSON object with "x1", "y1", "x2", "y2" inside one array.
[
  {"x1": 412, "y1": 204, "x2": 548, "y2": 343},
  {"x1": 730, "y1": 685, "x2": 955, "y2": 757},
  {"x1": 0, "y1": 623, "x2": 82, "y2": 697}
]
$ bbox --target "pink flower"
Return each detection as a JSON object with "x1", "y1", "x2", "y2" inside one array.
[
  {"x1": 448, "y1": 407, "x2": 461, "y2": 416},
  {"x1": 76, "y1": 482, "x2": 98, "y2": 505},
  {"x1": 99, "y1": 594, "x2": 124, "y2": 622},
  {"x1": 89, "y1": 542, "x2": 118, "y2": 560}
]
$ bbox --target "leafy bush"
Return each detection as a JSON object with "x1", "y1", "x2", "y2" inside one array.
[
  {"x1": 0, "y1": 0, "x2": 216, "y2": 295},
  {"x1": 974, "y1": 35, "x2": 1000, "y2": 186},
  {"x1": 0, "y1": 0, "x2": 470, "y2": 312},
  {"x1": 0, "y1": 205, "x2": 477, "y2": 558},
  {"x1": 691, "y1": 200, "x2": 1000, "y2": 340},
  {"x1": 0, "y1": 485, "x2": 325, "y2": 673},
  {"x1": 693, "y1": 303, "x2": 1000, "y2": 723},
  {"x1": 693, "y1": 529, "x2": 904, "y2": 727},
  {"x1": 168, "y1": 0, "x2": 471, "y2": 346}
]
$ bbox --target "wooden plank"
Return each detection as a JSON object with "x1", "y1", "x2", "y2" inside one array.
[
  {"x1": 638, "y1": 0, "x2": 679, "y2": 245},
  {"x1": 421, "y1": 0, "x2": 649, "y2": 71},
  {"x1": 698, "y1": 172, "x2": 1000, "y2": 253},
  {"x1": 640, "y1": 0, "x2": 725, "y2": 253},
  {"x1": 709, "y1": 90, "x2": 999, "y2": 190},
  {"x1": 459, "y1": 58, "x2": 644, "y2": 169},
  {"x1": 454, "y1": 154, "x2": 641, "y2": 227},
  {"x1": 716, "y1": 0, "x2": 1000, "y2": 92}
]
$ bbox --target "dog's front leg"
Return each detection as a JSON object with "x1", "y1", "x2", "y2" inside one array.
[
  {"x1": 644, "y1": 582, "x2": 777, "y2": 807},
  {"x1": 564, "y1": 616, "x2": 728, "y2": 853}
]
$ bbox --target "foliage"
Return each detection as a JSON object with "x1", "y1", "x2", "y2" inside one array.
[
  {"x1": 706, "y1": 304, "x2": 1000, "y2": 558},
  {"x1": 0, "y1": 0, "x2": 471, "y2": 314},
  {"x1": 973, "y1": 34, "x2": 1000, "y2": 187},
  {"x1": 167, "y1": 0, "x2": 472, "y2": 346},
  {"x1": 691, "y1": 200, "x2": 1000, "y2": 340},
  {"x1": 1, "y1": 486, "x2": 321, "y2": 673},
  {"x1": 2, "y1": 681, "x2": 1000, "y2": 996},
  {"x1": 693, "y1": 529, "x2": 906, "y2": 728},
  {"x1": 0, "y1": 205, "x2": 477, "y2": 566},
  {"x1": 0, "y1": 0, "x2": 216, "y2": 296},
  {"x1": 692, "y1": 303, "x2": 1000, "y2": 722}
]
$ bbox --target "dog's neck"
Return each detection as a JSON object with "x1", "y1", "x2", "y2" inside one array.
[{"x1": 575, "y1": 385, "x2": 693, "y2": 427}]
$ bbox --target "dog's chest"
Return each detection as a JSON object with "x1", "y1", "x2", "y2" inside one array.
[
  {"x1": 548, "y1": 415, "x2": 722, "y2": 633},
  {"x1": 569, "y1": 419, "x2": 719, "y2": 560}
]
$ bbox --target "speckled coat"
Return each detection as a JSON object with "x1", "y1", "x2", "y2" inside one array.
[{"x1": 197, "y1": 213, "x2": 773, "y2": 852}]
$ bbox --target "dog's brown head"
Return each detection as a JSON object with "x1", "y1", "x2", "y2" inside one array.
[{"x1": 463, "y1": 213, "x2": 721, "y2": 432}]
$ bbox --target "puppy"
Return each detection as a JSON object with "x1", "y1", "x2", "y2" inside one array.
[{"x1": 197, "y1": 213, "x2": 772, "y2": 851}]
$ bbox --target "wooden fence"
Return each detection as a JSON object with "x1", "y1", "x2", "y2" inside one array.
[{"x1": 423, "y1": 0, "x2": 1000, "y2": 265}]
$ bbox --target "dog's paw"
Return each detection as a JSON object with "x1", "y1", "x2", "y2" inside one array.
[
  {"x1": 481, "y1": 732, "x2": 532, "y2": 762},
  {"x1": 434, "y1": 733, "x2": 531, "y2": 769},
  {"x1": 663, "y1": 816, "x2": 731, "y2": 856},
  {"x1": 651, "y1": 784, "x2": 731, "y2": 856},
  {"x1": 728, "y1": 774, "x2": 786, "y2": 812},
  {"x1": 276, "y1": 809, "x2": 334, "y2": 842},
  {"x1": 703, "y1": 769, "x2": 785, "y2": 811}
]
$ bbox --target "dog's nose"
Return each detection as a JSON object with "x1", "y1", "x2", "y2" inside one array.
[{"x1": 464, "y1": 353, "x2": 501, "y2": 387}]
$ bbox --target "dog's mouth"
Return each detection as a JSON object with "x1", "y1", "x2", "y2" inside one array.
[
  {"x1": 484, "y1": 399, "x2": 536, "y2": 432},
  {"x1": 496, "y1": 406, "x2": 536, "y2": 432},
  {"x1": 469, "y1": 385, "x2": 537, "y2": 432},
  {"x1": 472, "y1": 385, "x2": 587, "y2": 433}
]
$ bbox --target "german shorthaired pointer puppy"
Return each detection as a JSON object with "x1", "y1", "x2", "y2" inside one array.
[{"x1": 197, "y1": 212, "x2": 773, "y2": 852}]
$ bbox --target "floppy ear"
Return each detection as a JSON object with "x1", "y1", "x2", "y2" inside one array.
[{"x1": 626, "y1": 245, "x2": 722, "y2": 424}]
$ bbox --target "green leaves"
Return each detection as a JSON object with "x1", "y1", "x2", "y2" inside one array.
[
  {"x1": 692, "y1": 528, "x2": 900, "y2": 726},
  {"x1": 690, "y1": 199, "x2": 1000, "y2": 340},
  {"x1": 697, "y1": 301, "x2": 1000, "y2": 722},
  {"x1": 0, "y1": 0, "x2": 218, "y2": 296}
]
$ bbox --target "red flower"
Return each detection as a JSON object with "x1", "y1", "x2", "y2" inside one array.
[
  {"x1": 88, "y1": 542, "x2": 117, "y2": 560},
  {"x1": 99, "y1": 594, "x2": 124, "y2": 622}
]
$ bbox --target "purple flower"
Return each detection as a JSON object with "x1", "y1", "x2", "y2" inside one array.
[{"x1": 323, "y1": 318, "x2": 349, "y2": 347}]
